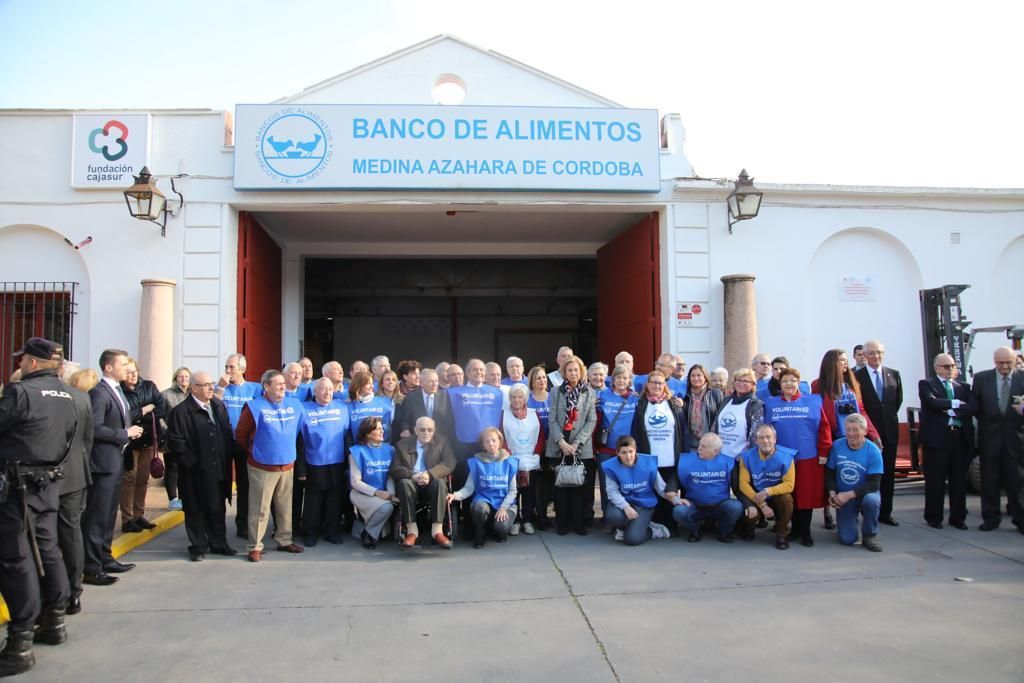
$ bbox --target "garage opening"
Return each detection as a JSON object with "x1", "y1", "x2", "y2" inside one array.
[{"x1": 303, "y1": 258, "x2": 597, "y2": 371}]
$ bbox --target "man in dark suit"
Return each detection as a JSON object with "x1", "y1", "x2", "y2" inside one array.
[
  {"x1": 972, "y1": 346, "x2": 1024, "y2": 532},
  {"x1": 392, "y1": 368, "x2": 454, "y2": 445},
  {"x1": 58, "y1": 371, "x2": 94, "y2": 614},
  {"x1": 855, "y1": 339, "x2": 903, "y2": 526},
  {"x1": 166, "y1": 371, "x2": 236, "y2": 561},
  {"x1": 918, "y1": 353, "x2": 977, "y2": 529},
  {"x1": 391, "y1": 416, "x2": 456, "y2": 548},
  {"x1": 82, "y1": 349, "x2": 142, "y2": 585}
]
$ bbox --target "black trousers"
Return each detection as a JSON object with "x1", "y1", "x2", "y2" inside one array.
[
  {"x1": 654, "y1": 465, "x2": 677, "y2": 528},
  {"x1": 0, "y1": 477, "x2": 69, "y2": 629},
  {"x1": 396, "y1": 477, "x2": 448, "y2": 527},
  {"x1": 980, "y1": 447, "x2": 1024, "y2": 527},
  {"x1": 553, "y1": 459, "x2": 597, "y2": 533},
  {"x1": 82, "y1": 469, "x2": 120, "y2": 575},
  {"x1": 516, "y1": 471, "x2": 541, "y2": 525},
  {"x1": 301, "y1": 486, "x2": 341, "y2": 538},
  {"x1": 292, "y1": 475, "x2": 306, "y2": 534},
  {"x1": 879, "y1": 437, "x2": 899, "y2": 519},
  {"x1": 58, "y1": 486, "x2": 87, "y2": 599},
  {"x1": 232, "y1": 451, "x2": 249, "y2": 536},
  {"x1": 179, "y1": 467, "x2": 228, "y2": 554},
  {"x1": 923, "y1": 428, "x2": 971, "y2": 525}
]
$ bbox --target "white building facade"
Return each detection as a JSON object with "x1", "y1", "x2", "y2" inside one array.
[{"x1": 1, "y1": 35, "x2": 1021, "y2": 410}]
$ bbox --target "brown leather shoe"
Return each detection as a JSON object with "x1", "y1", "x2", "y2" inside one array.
[
  {"x1": 401, "y1": 533, "x2": 417, "y2": 548},
  {"x1": 432, "y1": 532, "x2": 452, "y2": 549},
  {"x1": 276, "y1": 543, "x2": 304, "y2": 554},
  {"x1": 248, "y1": 550, "x2": 261, "y2": 562}
]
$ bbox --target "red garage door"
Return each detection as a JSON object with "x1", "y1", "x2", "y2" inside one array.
[
  {"x1": 597, "y1": 212, "x2": 661, "y2": 372},
  {"x1": 237, "y1": 212, "x2": 282, "y2": 381}
]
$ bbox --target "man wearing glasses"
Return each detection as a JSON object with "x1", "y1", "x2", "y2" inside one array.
[
  {"x1": 918, "y1": 354, "x2": 977, "y2": 529},
  {"x1": 165, "y1": 372, "x2": 236, "y2": 561},
  {"x1": 751, "y1": 353, "x2": 772, "y2": 394},
  {"x1": 972, "y1": 346, "x2": 1024, "y2": 532}
]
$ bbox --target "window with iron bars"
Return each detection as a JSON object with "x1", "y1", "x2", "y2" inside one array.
[{"x1": 0, "y1": 282, "x2": 78, "y2": 382}]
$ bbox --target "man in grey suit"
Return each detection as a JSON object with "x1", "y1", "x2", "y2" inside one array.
[
  {"x1": 82, "y1": 349, "x2": 142, "y2": 585},
  {"x1": 855, "y1": 340, "x2": 903, "y2": 526},
  {"x1": 392, "y1": 369, "x2": 454, "y2": 445},
  {"x1": 972, "y1": 346, "x2": 1024, "y2": 532}
]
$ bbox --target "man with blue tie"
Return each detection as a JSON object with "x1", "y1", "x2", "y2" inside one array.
[
  {"x1": 82, "y1": 349, "x2": 143, "y2": 586},
  {"x1": 391, "y1": 417, "x2": 456, "y2": 548},
  {"x1": 855, "y1": 339, "x2": 903, "y2": 526},
  {"x1": 918, "y1": 353, "x2": 977, "y2": 529},
  {"x1": 393, "y1": 368, "x2": 454, "y2": 445}
]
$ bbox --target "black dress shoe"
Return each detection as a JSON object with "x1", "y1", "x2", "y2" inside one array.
[
  {"x1": 135, "y1": 517, "x2": 157, "y2": 530},
  {"x1": 83, "y1": 573, "x2": 118, "y2": 586},
  {"x1": 979, "y1": 522, "x2": 999, "y2": 531},
  {"x1": 717, "y1": 533, "x2": 734, "y2": 544},
  {"x1": 823, "y1": 512, "x2": 835, "y2": 530},
  {"x1": 950, "y1": 522, "x2": 968, "y2": 530},
  {"x1": 189, "y1": 552, "x2": 205, "y2": 562},
  {"x1": 361, "y1": 531, "x2": 376, "y2": 549},
  {"x1": 927, "y1": 521, "x2": 943, "y2": 529},
  {"x1": 687, "y1": 532, "x2": 701, "y2": 543},
  {"x1": 103, "y1": 560, "x2": 136, "y2": 573},
  {"x1": 121, "y1": 519, "x2": 142, "y2": 533},
  {"x1": 210, "y1": 546, "x2": 238, "y2": 556},
  {"x1": 880, "y1": 517, "x2": 900, "y2": 527},
  {"x1": 66, "y1": 596, "x2": 82, "y2": 615}
]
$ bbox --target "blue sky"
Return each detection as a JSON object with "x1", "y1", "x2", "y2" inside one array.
[{"x1": 1, "y1": 0, "x2": 1019, "y2": 188}]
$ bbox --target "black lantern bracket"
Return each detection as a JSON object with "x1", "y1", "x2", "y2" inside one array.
[
  {"x1": 726, "y1": 169, "x2": 764, "y2": 234},
  {"x1": 122, "y1": 167, "x2": 187, "y2": 237}
]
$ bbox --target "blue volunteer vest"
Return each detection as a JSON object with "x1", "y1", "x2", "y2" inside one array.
[
  {"x1": 764, "y1": 394, "x2": 823, "y2": 461},
  {"x1": 666, "y1": 377, "x2": 687, "y2": 396},
  {"x1": 602, "y1": 453, "x2": 659, "y2": 508},
  {"x1": 300, "y1": 400, "x2": 349, "y2": 466},
  {"x1": 249, "y1": 396, "x2": 304, "y2": 466},
  {"x1": 598, "y1": 388, "x2": 639, "y2": 449},
  {"x1": 348, "y1": 396, "x2": 394, "y2": 442},
  {"x1": 222, "y1": 381, "x2": 262, "y2": 430},
  {"x1": 349, "y1": 443, "x2": 394, "y2": 491},
  {"x1": 827, "y1": 438, "x2": 884, "y2": 493},
  {"x1": 832, "y1": 384, "x2": 860, "y2": 438},
  {"x1": 677, "y1": 452, "x2": 735, "y2": 506},
  {"x1": 527, "y1": 394, "x2": 551, "y2": 438},
  {"x1": 501, "y1": 377, "x2": 527, "y2": 387},
  {"x1": 449, "y1": 385, "x2": 504, "y2": 443},
  {"x1": 741, "y1": 445, "x2": 796, "y2": 491},
  {"x1": 469, "y1": 456, "x2": 519, "y2": 509}
]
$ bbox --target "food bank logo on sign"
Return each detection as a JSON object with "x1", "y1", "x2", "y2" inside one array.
[
  {"x1": 255, "y1": 110, "x2": 333, "y2": 184},
  {"x1": 72, "y1": 114, "x2": 150, "y2": 188},
  {"x1": 89, "y1": 120, "x2": 129, "y2": 161}
]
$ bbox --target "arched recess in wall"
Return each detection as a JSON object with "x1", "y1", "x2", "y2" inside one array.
[
  {"x1": 992, "y1": 235, "x2": 1024, "y2": 304},
  {"x1": 801, "y1": 227, "x2": 923, "y2": 380},
  {"x1": 0, "y1": 224, "x2": 91, "y2": 369}
]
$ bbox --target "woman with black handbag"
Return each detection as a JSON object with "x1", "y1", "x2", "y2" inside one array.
[{"x1": 544, "y1": 355, "x2": 598, "y2": 535}]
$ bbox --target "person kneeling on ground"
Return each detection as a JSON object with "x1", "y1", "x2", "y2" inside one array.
[
  {"x1": 826, "y1": 413, "x2": 884, "y2": 552},
  {"x1": 601, "y1": 436, "x2": 677, "y2": 545},
  {"x1": 736, "y1": 424, "x2": 796, "y2": 549},
  {"x1": 391, "y1": 416, "x2": 456, "y2": 549},
  {"x1": 674, "y1": 433, "x2": 744, "y2": 543},
  {"x1": 447, "y1": 427, "x2": 518, "y2": 549}
]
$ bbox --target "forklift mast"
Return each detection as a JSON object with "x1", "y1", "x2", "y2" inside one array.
[{"x1": 919, "y1": 285, "x2": 972, "y2": 378}]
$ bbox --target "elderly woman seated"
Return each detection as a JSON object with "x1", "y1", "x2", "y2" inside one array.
[
  {"x1": 447, "y1": 427, "x2": 519, "y2": 549},
  {"x1": 827, "y1": 413, "x2": 885, "y2": 552},
  {"x1": 601, "y1": 436, "x2": 678, "y2": 545},
  {"x1": 348, "y1": 417, "x2": 398, "y2": 550}
]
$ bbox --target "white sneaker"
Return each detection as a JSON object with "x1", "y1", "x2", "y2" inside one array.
[
  {"x1": 522, "y1": 522, "x2": 535, "y2": 535},
  {"x1": 614, "y1": 529, "x2": 624, "y2": 542},
  {"x1": 509, "y1": 523, "x2": 520, "y2": 536},
  {"x1": 168, "y1": 498, "x2": 183, "y2": 511},
  {"x1": 649, "y1": 522, "x2": 671, "y2": 539}
]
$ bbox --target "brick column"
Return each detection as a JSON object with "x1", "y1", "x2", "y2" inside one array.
[
  {"x1": 139, "y1": 279, "x2": 176, "y2": 385},
  {"x1": 720, "y1": 274, "x2": 758, "y2": 373}
]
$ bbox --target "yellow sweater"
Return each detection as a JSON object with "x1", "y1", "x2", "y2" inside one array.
[{"x1": 738, "y1": 451, "x2": 795, "y2": 501}]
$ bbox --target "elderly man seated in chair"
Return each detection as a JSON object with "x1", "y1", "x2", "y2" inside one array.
[{"x1": 390, "y1": 417, "x2": 457, "y2": 549}]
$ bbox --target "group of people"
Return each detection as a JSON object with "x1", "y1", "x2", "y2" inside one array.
[{"x1": 1, "y1": 336, "x2": 1022, "y2": 677}]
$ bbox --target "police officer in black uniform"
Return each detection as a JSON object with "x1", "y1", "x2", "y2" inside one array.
[{"x1": 0, "y1": 337, "x2": 79, "y2": 677}]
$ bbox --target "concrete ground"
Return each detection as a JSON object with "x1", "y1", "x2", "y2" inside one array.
[{"x1": 20, "y1": 483, "x2": 1024, "y2": 682}]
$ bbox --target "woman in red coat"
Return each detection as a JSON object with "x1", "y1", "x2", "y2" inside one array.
[
  {"x1": 812, "y1": 348, "x2": 880, "y2": 529},
  {"x1": 764, "y1": 367, "x2": 831, "y2": 546}
]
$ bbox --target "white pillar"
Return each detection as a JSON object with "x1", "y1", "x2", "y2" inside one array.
[{"x1": 139, "y1": 278, "x2": 176, "y2": 385}]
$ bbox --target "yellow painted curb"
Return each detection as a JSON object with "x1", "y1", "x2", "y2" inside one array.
[{"x1": 0, "y1": 510, "x2": 184, "y2": 624}]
